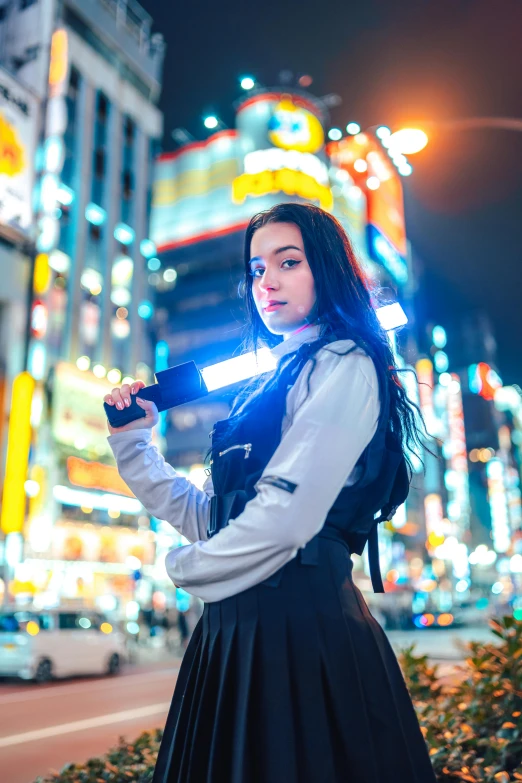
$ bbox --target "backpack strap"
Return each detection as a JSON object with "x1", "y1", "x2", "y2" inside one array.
[{"x1": 369, "y1": 456, "x2": 410, "y2": 592}]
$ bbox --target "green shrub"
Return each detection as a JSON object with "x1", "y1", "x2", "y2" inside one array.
[
  {"x1": 35, "y1": 617, "x2": 522, "y2": 783},
  {"x1": 400, "y1": 616, "x2": 522, "y2": 782}
]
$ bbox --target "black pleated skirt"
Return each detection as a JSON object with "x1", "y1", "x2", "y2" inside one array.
[{"x1": 153, "y1": 539, "x2": 436, "y2": 783}]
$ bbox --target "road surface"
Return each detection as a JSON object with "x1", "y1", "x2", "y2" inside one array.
[{"x1": 0, "y1": 657, "x2": 180, "y2": 783}]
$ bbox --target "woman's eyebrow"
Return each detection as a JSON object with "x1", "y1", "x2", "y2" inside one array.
[
  {"x1": 249, "y1": 256, "x2": 264, "y2": 266},
  {"x1": 274, "y1": 245, "x2": 303, "y2": 255}
]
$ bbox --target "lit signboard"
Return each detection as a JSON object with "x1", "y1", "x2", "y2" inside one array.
[
  {"x1": 67, "y1": 456, "x2": 135, "y2": 498},
  {"x1": 52, "y1": 362, "x2": 114, "y2": 458},
  {"x1": 0, "y1": 66, "x2": 39, "y2": 238},
  {"x1": 328, "y1": 135, "x2": 408, "y2": 285},
  {"x1": 233, "y1": 95, "x2": 332, "y2": 211},
  {"x1": 151, "y1": 93, "x2": 333, "y2": 252}
]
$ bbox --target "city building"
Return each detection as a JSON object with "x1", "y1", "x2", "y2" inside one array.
[{"x1": 0, "y1": 0, "x2": 165, "y2": 614}]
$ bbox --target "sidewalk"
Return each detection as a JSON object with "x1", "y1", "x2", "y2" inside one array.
[
  {"x1": 126, "y1": 624, "x2": 493, "y2": 670},
  {"x1": 387, "y1": 624, "x2": 493, "y2": 661}
]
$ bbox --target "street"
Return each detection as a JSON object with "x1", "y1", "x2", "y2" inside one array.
[
  {"x1": 0, "y1": 655, "x2": 180, "y2": 783},
  {"x1": 0, "y1": 625, "x2": 492, "y2": 783}
]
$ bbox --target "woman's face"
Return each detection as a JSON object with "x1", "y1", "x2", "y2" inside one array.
[{"x1": 249, "y1": 222, "x2": 316, "y2": 338}]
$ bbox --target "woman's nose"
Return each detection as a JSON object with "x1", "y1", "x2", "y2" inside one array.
[{"x1": 259, "y1": 271, "x2": 279, "y2": 292}]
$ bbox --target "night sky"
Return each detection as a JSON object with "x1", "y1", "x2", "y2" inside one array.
[{"x1": 140, "y1": 0, "x2": 522, "y2": 383}]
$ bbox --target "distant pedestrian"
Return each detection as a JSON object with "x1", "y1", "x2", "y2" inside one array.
[
  {"x1": 175, "y1": 587, "x2": 191, "y2": 647},
  {"x1": 107, "y1": 204, "x2": 436, "y2": 782}
]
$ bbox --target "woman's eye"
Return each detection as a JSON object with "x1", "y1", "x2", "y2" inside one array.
[
  {"x1": 249, "y1": 268, "x2": 264, "y2": 278},
  {"x1": 282, "y1": 259, "x2": 300, "y2": 269}
]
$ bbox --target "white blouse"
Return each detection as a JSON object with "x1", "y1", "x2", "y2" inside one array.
[{"x1": 107, "y1": 326, "x2": 380, "y2": 602}]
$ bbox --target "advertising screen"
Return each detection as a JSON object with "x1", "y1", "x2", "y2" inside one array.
[{"x1": 0, "y1": 67, "x2": 39, "y2": 238}]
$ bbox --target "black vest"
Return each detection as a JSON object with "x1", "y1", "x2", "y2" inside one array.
[{"x1": 207, "y1": 340, "x2": 409, "y2": 592}]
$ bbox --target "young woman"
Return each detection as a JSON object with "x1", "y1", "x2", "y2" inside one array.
[{"x1": 105, "y1": 204, "x2": 436, "y2": 783}]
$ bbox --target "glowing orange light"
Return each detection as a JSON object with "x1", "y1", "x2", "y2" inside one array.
[
  {"x1": 49, "y1": 29, "x2": 68, "y2": 91},
  {"x1": 388, "y1": 128, "x2": 428, "y2": 155},
  {"x1": 100, "y1": 622, "x2": 113, "y2": 634},
  {"x1": 420, "y1": 613, "x2": 435, "y2": 627},
  {"x1": 437, "y1": 613, "x2": 454, "y2": 627},
  {"x1": 386, "y1": 569, "x2": 400, "y2": 583}
]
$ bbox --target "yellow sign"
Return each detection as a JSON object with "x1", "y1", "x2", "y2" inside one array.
[
  {"x1": 33, "y1": 253, "x2": 52, "y2": 295},
  {"x1": 268, "y1": 99, "x2": 324, "y2": 154},
  {"x1": 1, "y1": 372, "x2": 35, "y2": 534},
  {"x1": 0, "y1": 114, "x2": 24, "y2": 177},
  {"x1": 49, "y1": 29, "x2": 68, "y2": 95},
  {"x1": 232, "y1": 168, "x2": 333, "y2": 211}
]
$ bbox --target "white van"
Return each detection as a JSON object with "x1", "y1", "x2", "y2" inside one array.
[{"x1": 0, "y1": 608, "x2": 126, "y2": 683}]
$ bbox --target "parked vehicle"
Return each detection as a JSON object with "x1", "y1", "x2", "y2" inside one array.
[{"x1": 0, "y1": 608, "x2": 126, "y2": 683}]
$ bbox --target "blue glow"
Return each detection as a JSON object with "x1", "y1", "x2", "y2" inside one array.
[
  {"x1": 346, "y1": 122, "x2": 361, "y2": 135},
  {"x1": 376, "y1": 126, "x2": 391, "y2": 140},
  {"x1": 398, "y1": 163, "x2": 413, "y2": 177},
  {"x1": 432, "y1": 325, "x2": 447, "y2": 348},
  {"x1": 240, "y1": 76, "x2": 255, "y2": 90},
  {"x1": 376, "y1": 302, "x2": 408, "y2": 331},
  {"x1": 468, "y1": 364, "x2": 481, "y2": 394},
  {"x1": 204, "y1": 116, "x2": 218, "y2": 130},
  {"x1": 155, "y1": 340, "x2": 169, "y2": 373},
  {"x1": 44, "y1": 135, "x2": 65, "y2": 173},
  {"x1": 140, "y1": 239, "x2": 156, "y2": 258},
  {"x1": 85, "y1": 202, "x2": 107, "y2": 226},
  {"x1": 56, "y1": 184, "x2": 74, "y2": 206},
  {"x1": 328, "y1": 128, "x2": 342, "y2": 141},
  {"x1": 367, "y1": 225, "x2": 409, "y2": 285},
  {"x1": 147, "y1": 257, "x2": 161, "y2": 271},
  {"x1": 138, "y1": 300, "x2": 154, "y2": 320},
  {"x1": 114, "y1": 222, "x2": 135, "y2": 245},
  {"x1": 434, "y1": 351, "x2": 449, "y2": 373},
  {"x1": 28, "y1": 342, "x2": 46, "y2": 381},
  {"x1": 202, "y1": 349, "x2": 277, "y2": 392}
]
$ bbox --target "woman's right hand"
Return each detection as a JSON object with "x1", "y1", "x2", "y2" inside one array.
[{"x1": 104, "y1": 379, "x2": 159, "y2": 435}]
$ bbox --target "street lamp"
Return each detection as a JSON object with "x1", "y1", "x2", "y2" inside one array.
[
  {"x1": 388, "y1": 117, "x2": 522, "y2": 155},
  {"x1": 388, "y1": 128, "x2": 429, "y2": 155},
  {"x1": 240, "y1": 76, "x2": 255, "y2": 90}
]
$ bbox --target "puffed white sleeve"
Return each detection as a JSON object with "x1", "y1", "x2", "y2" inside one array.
[
  {"x1": 165, "y1": 346, "x2": 380, "y2": 602},
  {"x1": 107, "y1": 428, "x2": 212, "y2": 543}
]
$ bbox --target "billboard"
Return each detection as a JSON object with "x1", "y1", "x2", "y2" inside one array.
[
  {"x1": 0, "y1": 67, "x2": 39, "y2": 238},
  {"x1": 328, "y1": 135, "x2": 408, "y2": 285},
  {"x1": 51, "y1": 363, "x2": 114, "y2": 458},
  {"x1": 150, "y1": 92, "x2": 333, "y2": 253}
]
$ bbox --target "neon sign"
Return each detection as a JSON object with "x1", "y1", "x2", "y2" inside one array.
[
  {"x1": 232, "y1": 167, "x2": 333, "y2": 210},
  {"x1": 268, "y1": 99, "x2": 324, "y2": 153}
]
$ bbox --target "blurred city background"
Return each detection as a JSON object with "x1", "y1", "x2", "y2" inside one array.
[{"x1": 0, "y1": 0, "x2": 521, "y2": 780}]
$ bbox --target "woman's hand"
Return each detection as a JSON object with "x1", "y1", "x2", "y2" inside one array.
[{"x1": 104, "y1": 379, "x2": 159, "y2": 435}]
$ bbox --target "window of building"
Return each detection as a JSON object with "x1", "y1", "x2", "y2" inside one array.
[
  {"x1": 124, "y1": 116, "x2": 135, "y2": 145},
  {"x1": 94, "y1": 148, "x2": 105, "y2": 178},
  {"x1": 96, "y1": 92, "x2": 108, "y2": 124},
  {"x1": 89, "y1": 223, "x2": 101, "y2": 241},
  {"x1": 68, "y1": 67, "x2": 80, "y2": 96},
  {"x1": 122, "y1": 170, "x2": 134, "y2": 200}
]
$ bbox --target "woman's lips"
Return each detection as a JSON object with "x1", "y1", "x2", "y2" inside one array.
[{"x1": 264, "y1": 302, "x2": 286, "y2": 313}]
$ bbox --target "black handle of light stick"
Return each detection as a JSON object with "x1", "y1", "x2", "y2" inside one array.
[{"x1": 103, "y1": 361, "x2": 209, "y2": 428}]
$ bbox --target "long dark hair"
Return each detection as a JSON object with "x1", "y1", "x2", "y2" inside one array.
[{"x1": 230, "y1": 203, "x2": 424, "y2": 471}]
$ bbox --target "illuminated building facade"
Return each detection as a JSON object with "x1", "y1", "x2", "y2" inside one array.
[{"x1": 0, "y1": 0, "x2": 165, "y2": 612}]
